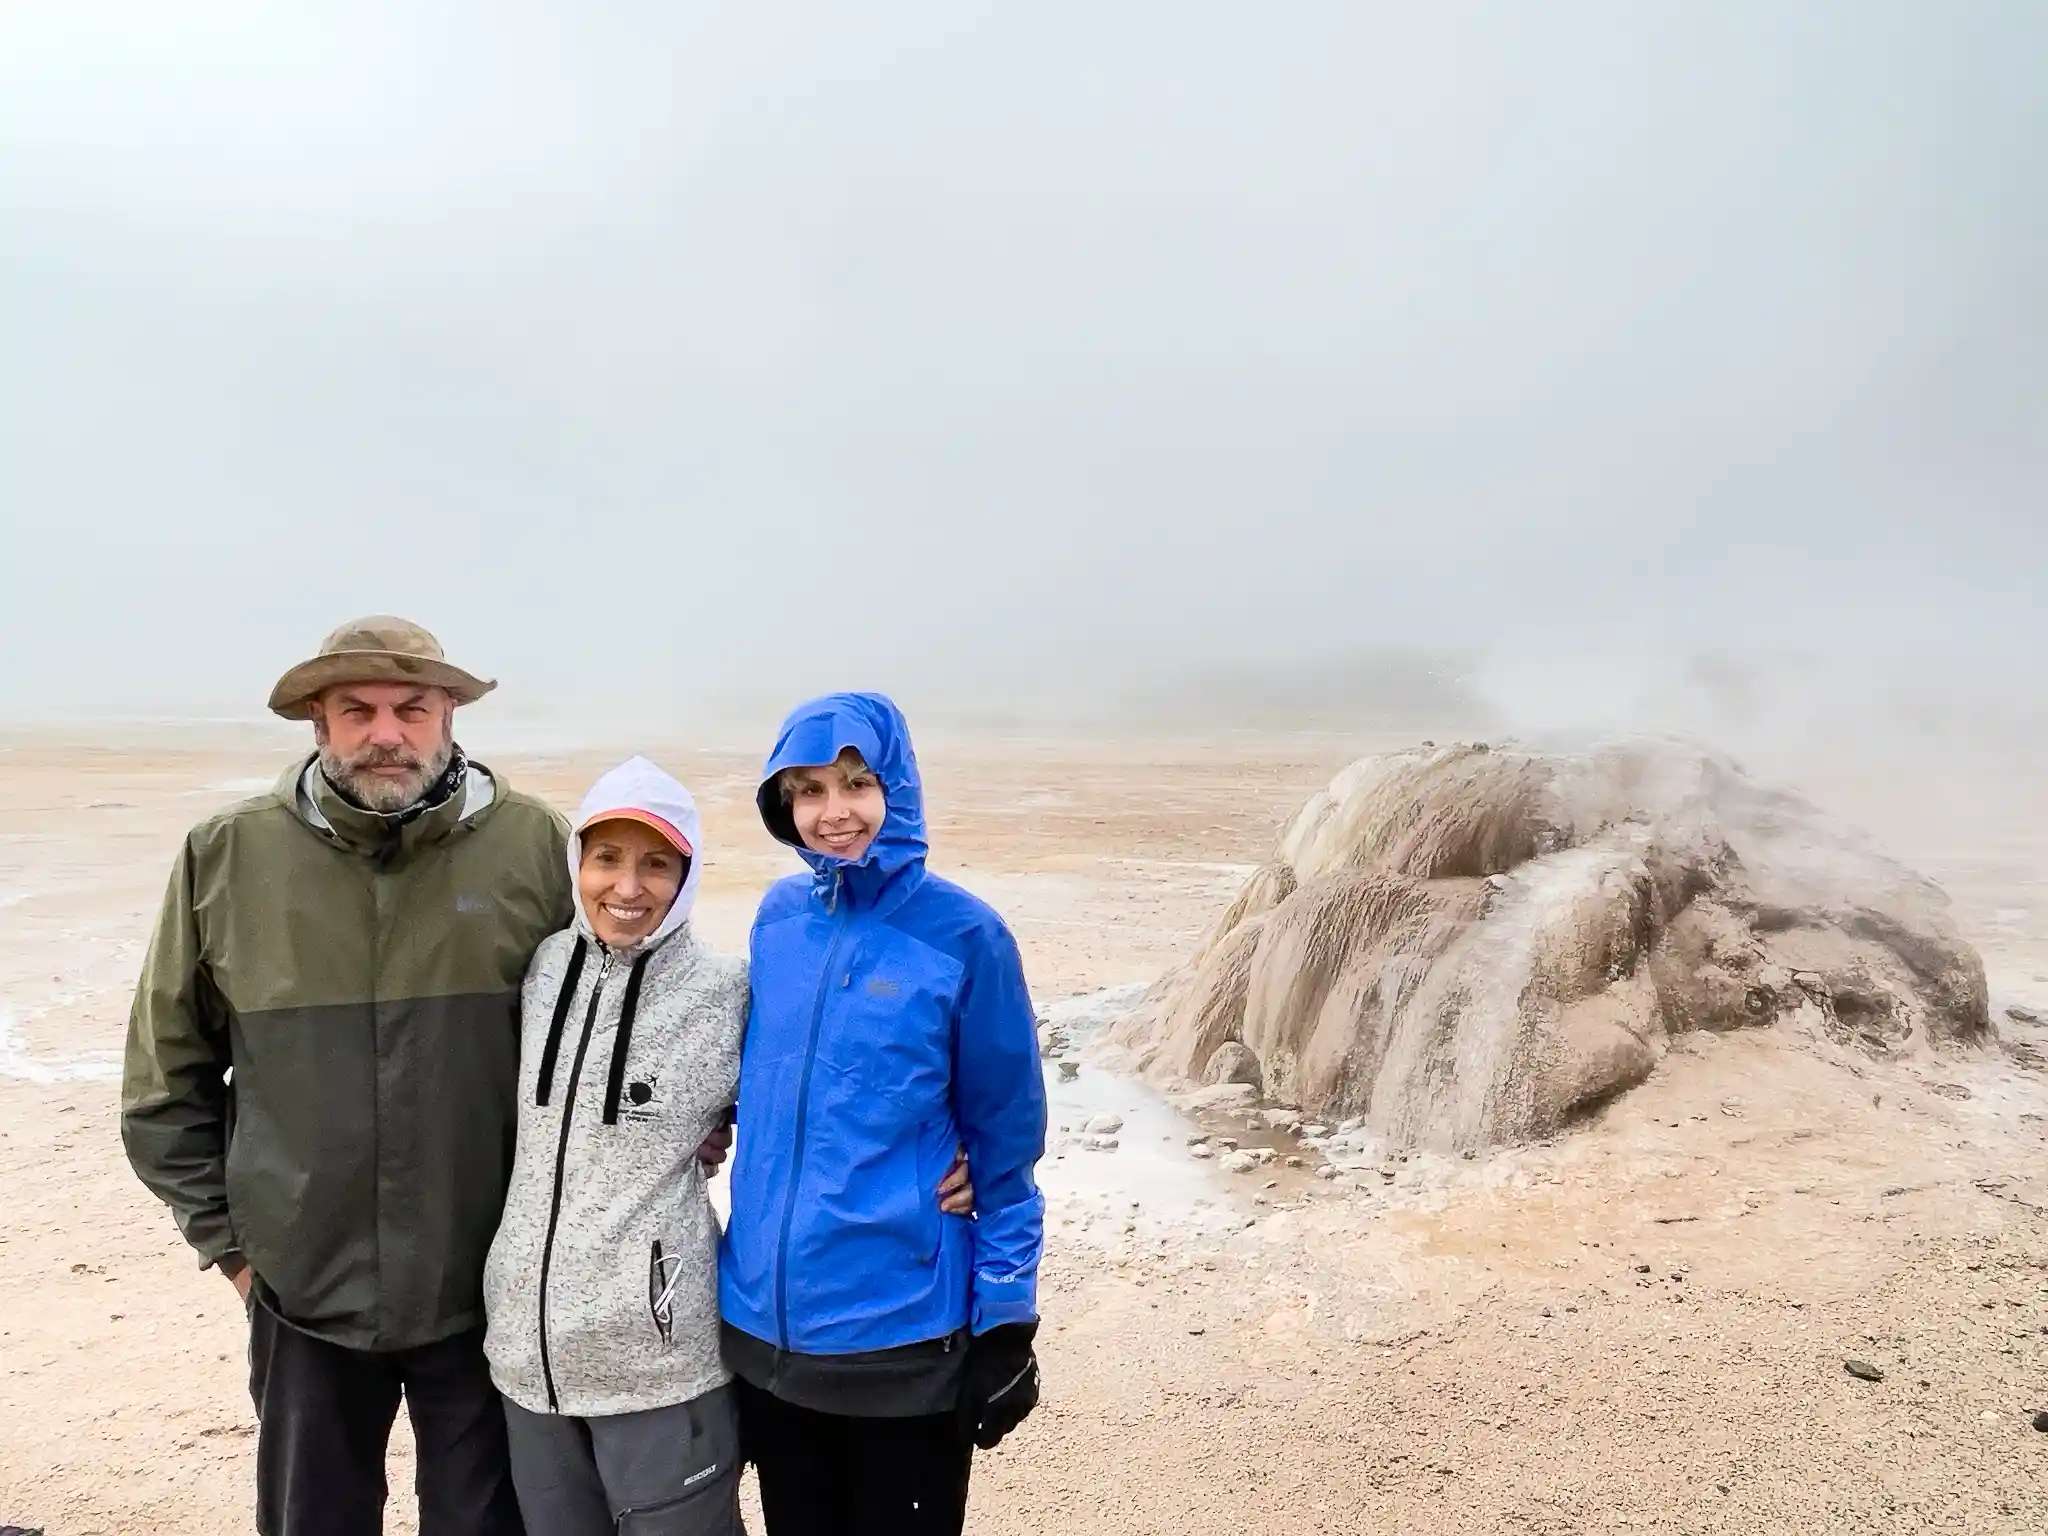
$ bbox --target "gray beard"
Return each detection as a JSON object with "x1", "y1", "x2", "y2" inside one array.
[{"x1": 319, "y1": 740, "x2": 454, "y2": 814}]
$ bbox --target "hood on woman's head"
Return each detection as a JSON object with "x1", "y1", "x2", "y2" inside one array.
[
  {"x1": 570, "y1": 755, "x2": 704, "y2": 949},
  {"x1": 755, "y1": 692, "x2": 929, "y2": 881}
]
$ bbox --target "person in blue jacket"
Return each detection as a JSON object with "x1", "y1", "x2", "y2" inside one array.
[{"x1": 720, "y1": 692, "x2": 1048, "y2": 1534}]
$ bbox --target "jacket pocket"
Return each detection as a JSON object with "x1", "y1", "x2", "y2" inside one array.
[
  {"x1": 648, "y1": 1238, "x2": 679, "y2": 1348},
  {"x1": 914, "y1": 1131, "x2": 942, "y2": 1264}
]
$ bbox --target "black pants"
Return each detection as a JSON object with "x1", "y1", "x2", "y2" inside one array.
[
  {"x1": 247, "y1": 1301, "x2": 523, "y2": 1536},
  {"x1": 735, "y1": 1378, "x2": 971, "y2": 1536}
]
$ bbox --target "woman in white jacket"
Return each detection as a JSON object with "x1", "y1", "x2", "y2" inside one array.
[{"x1": 484, "y1": 757, "x2": 749, "y2": 1532}]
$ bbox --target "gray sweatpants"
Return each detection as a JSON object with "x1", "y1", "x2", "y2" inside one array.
[{"x1": 502, "y1": 1385, "x2": 741, "y2": 1535}]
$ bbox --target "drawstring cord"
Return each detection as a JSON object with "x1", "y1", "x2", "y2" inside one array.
[
  {"x1": 534, "y1": 938, "x2": 588, "y2": 1106},
  {"x1": 600, "y1": 950, "x2": 654, "y2": 1125}
]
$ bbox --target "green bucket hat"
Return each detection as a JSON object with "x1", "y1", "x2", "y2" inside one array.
[{"x1": 267, "y1": 615, "x2": 498, "y2": 721}]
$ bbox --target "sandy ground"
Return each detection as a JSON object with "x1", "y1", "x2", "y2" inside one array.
[{"x1": 1, "y1": 725, "x2": 2044, "y2": 1534}]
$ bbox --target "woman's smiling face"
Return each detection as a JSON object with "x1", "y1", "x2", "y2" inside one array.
[
  {"x1": 783, "y1": 749, "x2": 887, "y2": 863},
  {"x1": 577, "y1": 818, "x2": 686, "y2": 946}
]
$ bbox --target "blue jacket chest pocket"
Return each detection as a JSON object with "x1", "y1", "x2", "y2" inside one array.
[{"x1": 812, "y1": 938, "x2": 960, "y2": 1119}]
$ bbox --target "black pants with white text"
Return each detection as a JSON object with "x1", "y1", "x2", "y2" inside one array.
[{"x1": 735, "y1": 1377, "x2": 971, "y2": 1535}]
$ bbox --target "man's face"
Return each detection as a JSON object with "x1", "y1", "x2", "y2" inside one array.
[
  {"x1": 310, "y1": 683, "x2": 455, "y2": 812},
  {"x1": 784, "y1": 749, "x2": 887, "y2": 863}
]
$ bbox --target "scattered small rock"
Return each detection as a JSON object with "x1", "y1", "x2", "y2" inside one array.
[
  {"x1": 1085, "y1": 1113, "x2": 1125, "y2": 1136},
  {"x1": 1189, "y1": 1143, "x2": 1215, "y2": 1160},
  {"x1": 1285, "y1": 1156, "x2": 1304, "y2": 1169},
  {"x1": 2006, "y1": 1004, "x2": 2044, "y2": 1025},
  {"x1": 1178, "y1": 1082, "x2": 1259, "y2": 1113},
  {"x1": 1260, "y1": 1109, "x2": 1303, "y2": 1134},
  {"x1": 1719, "y1": 1100, "x2": 1744, "y2": 1119},
  {"x1": 1185, "y1": 1133, "x2": 1211, "y2": 1147},
  {"x1": 1213, "y1": 1137, "x2": 1239, "y2": 1152},
  {"x1": 1633, "y1": 1264, "x2": 1652, "y2": 1274},
  {"x1": 1844, "y1": 1359, "x2": 1884, "y2": 1382},
  {"x1": 1316, "y1": 1166, "x2": 1339, "y2": 1180},
  {"x1": 1084, "y1": 1134, "x2": 1120, "y2": 1152},
  {"x1": 1056, "y1": 1061, "x2": 1080, "y2": 1082},
  {"x1": 1220, "y1": 1151, "x2": 1259, "y2": 1175},
  {"x1": 2032, "y1": 1410, "x2": 2048, "y2": 1433},
  {"x1": 1201, "y1": 1042, "x2": 1264, "y2": 1092},
  {"x1": 1187, "y1": 1326, "x2": 1205, "y2": 1336}
]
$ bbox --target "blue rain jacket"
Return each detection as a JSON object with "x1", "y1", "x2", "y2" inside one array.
[{"x1": 719, "y1": 694, "x2": 1048, "y2": 1354}]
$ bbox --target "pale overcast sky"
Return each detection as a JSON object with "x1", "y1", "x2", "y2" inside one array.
[{"x1": 2, "y1": 2, "x2": 2042, "y2": 727}]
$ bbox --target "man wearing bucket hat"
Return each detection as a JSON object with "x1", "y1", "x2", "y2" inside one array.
[{"x1": 122, "y1": 617, "x2": 575, "y2": 1536}]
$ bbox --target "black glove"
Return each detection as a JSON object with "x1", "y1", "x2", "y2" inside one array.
[{"x1": 957, "y1": 1321, "x2": 1040, "y2": 1450}]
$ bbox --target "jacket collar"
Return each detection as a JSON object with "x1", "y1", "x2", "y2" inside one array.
[{"x1": 284, "y1": 754, "x2": 493, "y2": 864}]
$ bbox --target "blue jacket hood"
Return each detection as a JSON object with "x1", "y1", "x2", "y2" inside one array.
[{"x1": 755, "y1": 692, "x2": 928, "y2": 906}]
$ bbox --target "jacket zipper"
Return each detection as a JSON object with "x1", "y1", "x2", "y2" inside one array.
[
  {"x1": 774, "y1": 868, "x2": 847, "y2": 1351},
  {"x1": 537, "y1": 949, "x2": 613, "y2": 1412}
]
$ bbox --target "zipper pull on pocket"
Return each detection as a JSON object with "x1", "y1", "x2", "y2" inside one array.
[{"x1": 649, "y1": 1238, "x2": 678, "y2": 1347}]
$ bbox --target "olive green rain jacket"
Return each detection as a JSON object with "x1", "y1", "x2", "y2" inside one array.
[{"x1": 121, "y1": 755, "x2": 572, "y2": 1350}]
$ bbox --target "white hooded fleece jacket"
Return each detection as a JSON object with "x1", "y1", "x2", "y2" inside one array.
[{"x1": 483, "y1": 757, "x2": 748, "y2": 1418}]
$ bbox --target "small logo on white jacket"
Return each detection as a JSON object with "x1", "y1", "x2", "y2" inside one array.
[{"x1": 621, "y1": 1075, "x2": 660, "y2": 1123}]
